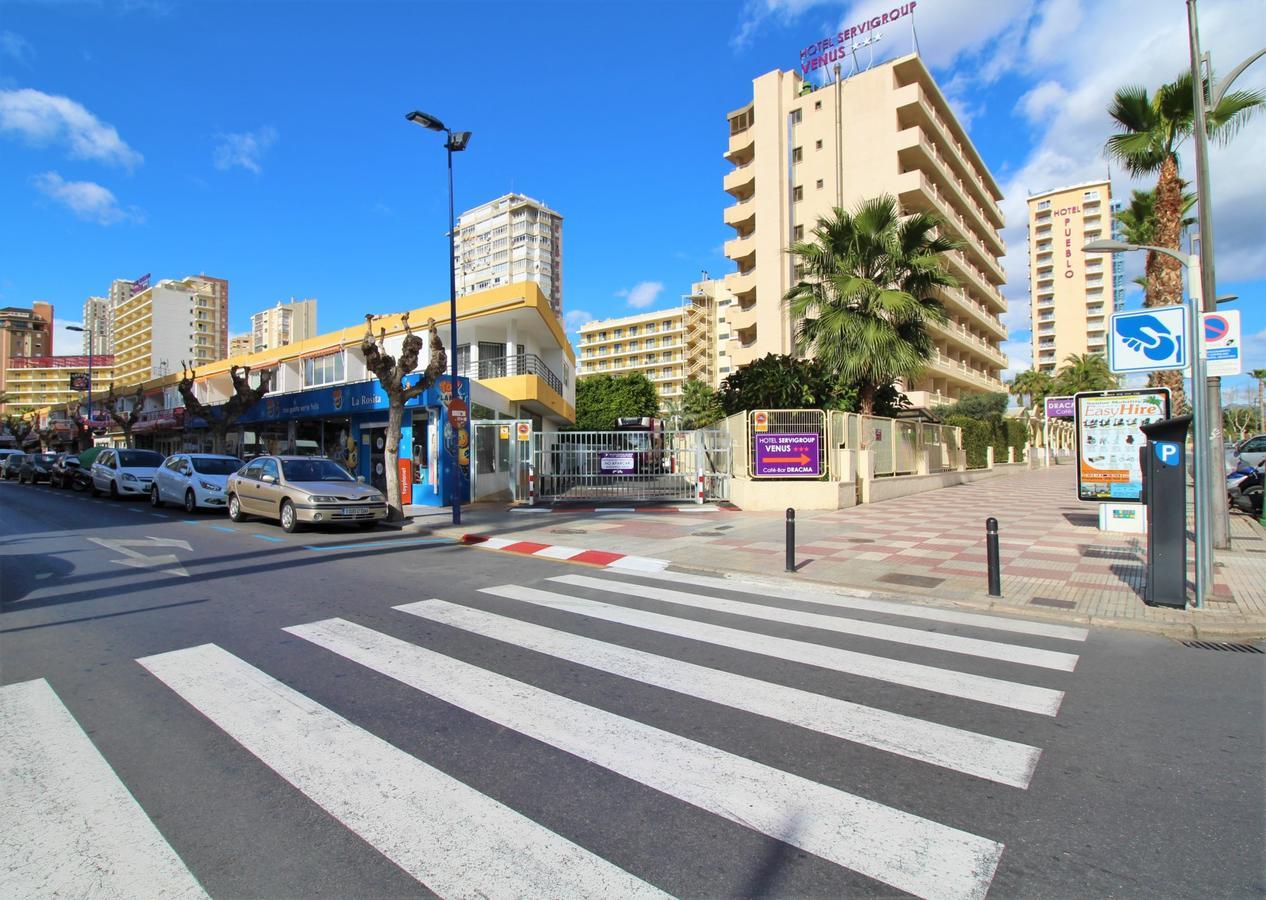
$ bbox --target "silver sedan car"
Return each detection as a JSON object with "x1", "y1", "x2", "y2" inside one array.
[{"x1": 226, "y1": 455, "x2": 388, "y2": 532}]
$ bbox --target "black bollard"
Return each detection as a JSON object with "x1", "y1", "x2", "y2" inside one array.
[
  {"x1": 785, "y1": 507, "x2": 796, "y2": 573},
  {"x1": 985, "y1": 516, "x2": 1001, "y2": 596}
]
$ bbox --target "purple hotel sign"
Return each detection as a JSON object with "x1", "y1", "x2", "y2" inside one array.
[
  {"x1": 1045, "y1": 396, "x2": 1075, "y2": 419},
  {"x1": 753, "y1": 432, "x2": 822, "y2": 477}
]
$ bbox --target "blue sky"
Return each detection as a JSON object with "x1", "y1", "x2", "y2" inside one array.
[{"x1": 1, "y1": 0, "x2": 1262, "y2": 399}]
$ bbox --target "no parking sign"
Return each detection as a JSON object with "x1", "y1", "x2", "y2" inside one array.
[{"x1": 1202, "y1": 310, "x2": 1242, "y2": 376}]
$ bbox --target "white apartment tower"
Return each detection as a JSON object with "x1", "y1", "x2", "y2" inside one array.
[
  {"x1": 81, "y1": 295, "x2": 112, "y2": 355},
  {"x1": 111, "y1": 275, "x2": 230, "y2": 385},
  {"x1": 251, "y1": 298, "x2": 317, "y2": 352},
  {"x1": 454, "y1": 193, "x2": 563, "y2": 316},
  {"x1": 721, "y1": 54, "x2": 1009, "y2": 407}
]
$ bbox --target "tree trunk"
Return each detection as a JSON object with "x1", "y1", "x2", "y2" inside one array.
[
  {"x1": 858, "y1": 383, "x2": 876, "y2": 417},
  {"x1": 384, "y1": 399, "x2": 404, "y2": 522},
  {"x1": 1151, "y1": 154, "x2": 1184, "y2": 307},
  {"x1": 123, "y1": 426, "x2": 134, "y2": 449}
]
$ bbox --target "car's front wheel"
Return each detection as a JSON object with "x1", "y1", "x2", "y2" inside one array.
[
  {"x1": 228, "y1": 494, "x2": 245, "y2": 522},
  {"x1": 150, "y1": 485, "x2": 163, "y2": 507},
  {"x1": 109, "y1": 481, "x2": 120, "y2": 500},
  {"x1": 280, "y1": 500, "x2": 300, "y2": 533},
  {"x1": 184, "y1": 490, "x2": 197, "y2": 514}
]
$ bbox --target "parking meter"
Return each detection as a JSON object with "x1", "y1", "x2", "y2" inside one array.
[{"x1": 1138, "y1": 415, "x2": 1192, "y2": 608}]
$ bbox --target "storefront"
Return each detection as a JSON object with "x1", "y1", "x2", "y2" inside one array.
[{"x1": 197, "y1": 374, "x2": 472, "y2": 507}]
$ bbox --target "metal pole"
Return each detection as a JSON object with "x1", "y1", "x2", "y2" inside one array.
[
  {"x1": 1187, "y1": 0, "x2": 1231, "y2": 553},
  {"x1": 1186, "y1": 267, "x2": 1209, "y2": 609},
  {"x1": 785, "y1": 507, "x2": 795, "y2": 573},
  {"x1": 446, "y1": 137, "x2": 461, "y2": 527},
  {"x1": 86, "y1": 329, "x2": 93, "y2": 443},
  {"x1": 985, "y1": 517, "x2": 1001, "y2": 597}
]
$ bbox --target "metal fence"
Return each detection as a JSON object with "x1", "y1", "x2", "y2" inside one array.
[{"x1": 531, "y1": 428, "x2": 730, "y2": 503}]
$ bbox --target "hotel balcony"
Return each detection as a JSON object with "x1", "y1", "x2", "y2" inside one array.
[
  {"x1": 893, "y1": 80, "x2": 1004, "y2": 227},
  {"x1": 724, "y1": 128, "x2": 755, "y2": 166},
  {"x1": 927, "y1": 350, "x2": 1006, "y2": 393},
  {"x1": 723, "y1": 163, "x2": 755, "y2": 200},
  {"x1": 457, "y1": 353, "x2": 571, "y2": 421},
  {"x1": 724, "y1": 233, "x2": 756, "y2": 270},
  {"x1": 930, "y1": 320, "x2": 1009, "y2": 367},
  {"x1": 937, "y1": 286, "x2": 1007, "y2": 339},
  {"x1": 726, "y1": 268, "x2": 756, "y2": 302},
  {"x1": 896, "y1": 168, "x2": 1006, "y2": 284},
  {"x1": 942, "y1": 249, "x2": 1006, "y2": 315},
  {"x1": 723, "y1": 197, "x2": 756, "y2": 232}
]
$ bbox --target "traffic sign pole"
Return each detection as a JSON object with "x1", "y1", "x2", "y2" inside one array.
[{"x1": 1187, "y1": 272, "x2": 1210, "y2": 609}]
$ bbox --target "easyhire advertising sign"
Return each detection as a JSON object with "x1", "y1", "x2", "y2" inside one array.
[{"x1": 1074, "y1": 389, "x2": 1170, "y2": 503}]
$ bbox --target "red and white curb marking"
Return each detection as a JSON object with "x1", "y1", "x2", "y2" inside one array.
[{"x1": 461, "y1": 535, "x2": 669, "y2": 572}]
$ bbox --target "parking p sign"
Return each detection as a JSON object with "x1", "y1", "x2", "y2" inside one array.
[{"x1": 1154, "y1": 441, "x2": 1181, "y2": 467}]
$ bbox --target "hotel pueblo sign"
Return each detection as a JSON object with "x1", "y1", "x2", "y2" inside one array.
[{"x1": 799, "y1": 1, "x2": 917, "y2": 74}]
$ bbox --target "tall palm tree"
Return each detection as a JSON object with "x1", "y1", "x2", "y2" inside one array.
[
  {"x1": 1009, "y1": 369, "x2": 1054, "y2": 413},
  {"x1": 1114, "y1": 186, "x2": 1197, "y2": 296},
  {"x1": 785, "y1": 195, "x2": 957, "y2": 416},
  {"x1": 1052, "y1": 353, "x2": 1118, "y2": 396},
  {"x1": 1106, "y1": 72, "x2": 1262, "y2": 411},
  {"x1": 1252, "y1": 368, "x2": 1266, "y2": 431}
]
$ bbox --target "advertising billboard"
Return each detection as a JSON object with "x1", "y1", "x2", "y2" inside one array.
[
  {"x1": 752, "y1": 432, "x2": 822, "y2": 478},
  {"x1": 1044, "y1": 395, "x2": 1075, "y2": 419},
  {"x1": 1074, "y1": 389, "x2": 1170, "y2": 503},
  {"x1": 68, "y1": 372, "x2": 91, "y2": 391}
]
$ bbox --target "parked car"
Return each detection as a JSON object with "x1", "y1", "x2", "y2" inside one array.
[
  {"x1": 0, "y1": 449, "x2": 25, "y2": 478},
  {"x1": 1230, "y1": 434, "x2": 1266, "y2": 472},
  {"x1": 226, "y1": 455, "x2": 387, "y2": 532},
  {"x1": 90, "y1": 448, "x2": 165, "y2": 499},
  {"x1": 152, "y1": 453, "x2": 242, "y2": 512},
  {"x1": 49, "y1": 452, "x2": 82, "y2": 488},
  {"x1": 2, "y1": 452, "x2": 28, "y2": 480},
  {"x1": 17, "y1": 452, "x2": 57, "y2": 484}
]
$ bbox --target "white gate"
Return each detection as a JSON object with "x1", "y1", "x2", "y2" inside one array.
[{"x1": 531, "y1": 429, "x2": 730, "y2": 503}]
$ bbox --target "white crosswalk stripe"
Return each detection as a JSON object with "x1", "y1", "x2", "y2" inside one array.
[
  {"x1": 0, "y1": 679, "x2": 207, "y2": 900},
  {"x1": 396, "y1": 598, "x2": 1042, "y2": 788},
  {"x1": 550, "y1": 573, "x2": 1081, "y2": 670},
  {"x1": 137, "y1": 643, "x2": 665, "y2": 900},
  {"x1": 481, "y1": 583, "x2": 1067, "y2": 715},
  {"x1": 286, "y1": 617, "x2": 1006, "y2": 900}
]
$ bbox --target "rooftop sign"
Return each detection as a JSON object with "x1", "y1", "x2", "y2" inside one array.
[
  {"x1": 130, "y1": 273, "x2": 151, "y2": 296},
  {"x1": 799, "y1": 1, "x2": 917, "y2": 75}
]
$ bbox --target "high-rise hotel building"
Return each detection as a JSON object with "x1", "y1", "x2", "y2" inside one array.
[
  {"x1": 111, "y1": 275, "x2": 229, "y2": 385},
  {"x1": 1027, "y1": 180, "x2": 1113, "y2": 374},
  {"x1": 454, "y1": 194, "x2": 563, "y2": 317},
  {"x1": 251, "y1": 298, "x2": 317, "y2": 352},
  {"x1": 721, "y1": 53, "x2": 1008, "y2": 407}
]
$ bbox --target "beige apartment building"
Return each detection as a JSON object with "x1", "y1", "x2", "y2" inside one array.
[
  {"x1": 1027, "y1": 180, "x2": 1113, "y2": 373},
  {"x1": 250, "y1": 298, "x2": 317, "y2": 352},
  {"x1": 228, "y1": 334, "x2": 252, "y2": 357},
  {"x1": 112, "y1": 275, "x2": 229, "y2": 385},
  {"x1": 0, "y1": 302, "x2": 53, "y2": 412},
  {"x1": 722, "y1": 54, "x2": 1009, "y2": 408},
  {"x1": 82, "y1": 295, "x2": 112, "y2": 356},
  {"x1": 4, "y1": 355, "x2": 116, "y2": 411},
  {"x1": 455, "y1": 194, "x2": 563, "y2": 316},
  {"x1": 576, "y1": 281, "x2": 725, "y2": 410}
]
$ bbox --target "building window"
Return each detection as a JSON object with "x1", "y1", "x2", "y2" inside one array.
[
  {"x1": 304, "y1": 351, "x2": 344, "y2": 387},
  {"x1": 790, "y1": 109, "x2": 802, "y2": 124},
  {"x1": 793, "y1": 225, "x2": 804, "y2": 241},
  {"x1": 792, "y1": 146, "x2": 803, "y2": 163},
  {"x1": 816, "y1": 179, "x2": 824, "y2": 189},
  {"x1": 815, "y1": 139, "x2": 823, "y2": 150},
  {"x1": 814, "y1": 101, "x2": 822, "y2": 110},
  {"x1": 793, "y1": 186, "x2": 803, "y2": 202}
]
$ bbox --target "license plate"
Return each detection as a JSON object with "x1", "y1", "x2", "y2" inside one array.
[{"x1": 342, "y1": 507, "x2": 363, "y2": 516}]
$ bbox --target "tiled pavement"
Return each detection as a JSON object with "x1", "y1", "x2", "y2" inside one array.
[{"x1": 415, "y1": 467, "x2": 1266, "y2": 639}]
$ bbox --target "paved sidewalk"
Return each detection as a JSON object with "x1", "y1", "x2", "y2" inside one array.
[{"x1": 404, "y1": 468, "x2": 1266, "y2": 640}]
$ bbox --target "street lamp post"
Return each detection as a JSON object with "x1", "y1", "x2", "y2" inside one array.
[
  {"x1": 1083, "y1": 239, "x2": 1211, "y2": 608},
  {"x1": 1186, "y1": 0, "x2": 1266, "y2": 552},
  {"x1": 64, "y1": 325, "x2": 92, "y2": 443},
  {"x1": 406, "y1": 110, "x2": 472, "y2": 526}
]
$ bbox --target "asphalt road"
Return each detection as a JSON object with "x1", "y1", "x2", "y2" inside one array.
[{"x1": 2, "y1": 478, "x2": 1263, "y2": 899}]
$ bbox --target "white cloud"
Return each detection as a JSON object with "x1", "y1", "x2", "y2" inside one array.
[
  {"x1": 52, "y1": 318, "x2": 86, "y2": 356},
  {"x1": 32, "y1": 171, "x2": 140, "y2": 225},
  {"x1": 563, "y1": 309, "x2": 595, "y2": 334},
  {"x1": 732, "y1": 0, "x2": 831, "y2": 50},
  {"x1": 1000, "y1": 337, "x2": 1031, "y2": 380},
  {"x1": 0, "y1": 88, "x2": 142, "y2": 169},
  {"x1": 213, "y1": 125, "x2": 278, "y2": 174},
  {"x1": 615, "y1": 281, "x2": 665, "y2": 309},
  {"x1": 0, "y1": 31, "x2": 34, "y2": 65}
]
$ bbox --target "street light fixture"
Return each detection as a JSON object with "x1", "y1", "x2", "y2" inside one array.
[
  {"x1": 1082, "y1": 239, "x2": 1212, "y2": 608},
  {"x1": 406, "y1": 108, "x2": 471, "y2": 526},
  {"x1": 64, "y1": 325, "x2": 94, "y2": 439}
]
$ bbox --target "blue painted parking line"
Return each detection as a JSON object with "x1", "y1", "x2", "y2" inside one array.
[
  {"x1": 253, "y1": 534, "x2": 286, "y2": 543},
  {"x1": 303, "y1": 537, "x2": 454, "y2": 552},
  {"x1": 209, "y1": 525, "x2": 237, "y2": 534}
]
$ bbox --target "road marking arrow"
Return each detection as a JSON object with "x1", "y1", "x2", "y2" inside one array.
[
  {"x1": 87, "y1": 536, "x2": 192, "y2": 578},
  {"x1": 760, "y1": 453, "x2": 812, "y2": 465}
]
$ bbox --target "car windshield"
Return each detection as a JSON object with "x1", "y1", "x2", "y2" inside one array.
[
  {"x1": 191, "y1": 457, "x2": 242, "y2": 475},
  {"x1": 282, "y1": 458, "x2": 354, "y2": 483},
  {"x1": 34, "y1": 454, "x2": 57, "y2": 463},
  {"x1": 117, "y1": 450, "x2": 164, "y2": 468}
]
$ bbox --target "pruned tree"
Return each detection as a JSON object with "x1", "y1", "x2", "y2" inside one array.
[
  {"x1": 362, "y1": 312, "x2": 447, "y2": 521},
  {"x1": 178, "y1": 362, "x2": 273, "y2": 453},
  {"x1": 65, "y1": 398, "x2": 92, "y2": 452},
  {"x1": 103, "y1": 384, "x2": 144, "y2": 448},
  {"x1": 3, "y1": 413, "x2": 33, "y2": 448}
]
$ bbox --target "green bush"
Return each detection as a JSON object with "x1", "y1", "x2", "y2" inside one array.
[{"x1": 944, "y1": 414, "x2": 1028, "y2": 467}]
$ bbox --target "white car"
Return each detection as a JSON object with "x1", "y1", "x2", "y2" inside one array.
[
  {"x1": 151, "y1": 453, "x2": 242, "y2": 512},
  {"x1": 90, "y1": 448, "x2": 165, "y2": 499}
]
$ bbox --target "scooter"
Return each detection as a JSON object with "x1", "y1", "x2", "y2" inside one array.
[{"x1": 1228, "y1": 462, "x2": 1264, "y2": 517}]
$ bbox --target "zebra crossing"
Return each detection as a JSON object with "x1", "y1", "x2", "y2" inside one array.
[{"x1": 2, "y1": 568, "x2": 1087, "y2": 900}]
